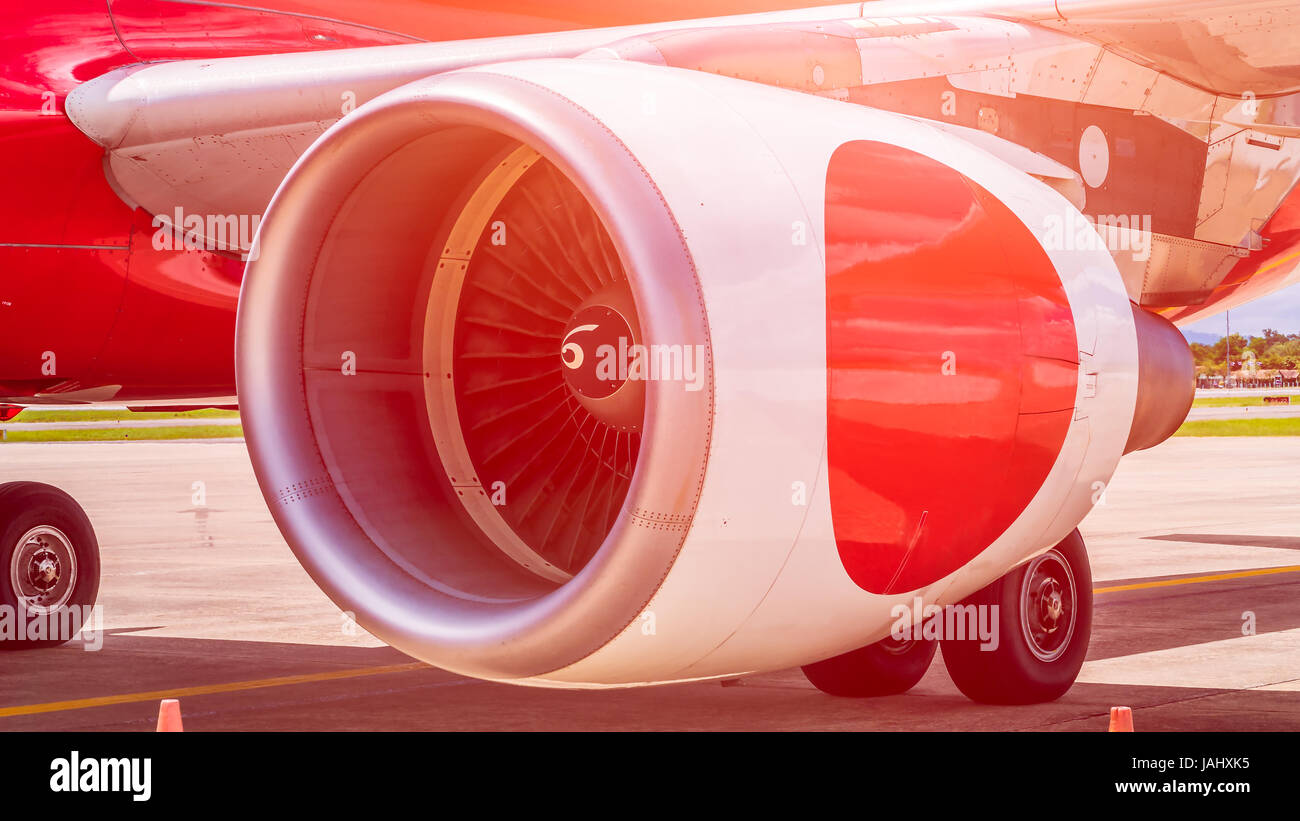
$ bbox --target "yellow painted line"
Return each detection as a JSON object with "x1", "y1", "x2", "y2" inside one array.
[
  {"x1": 7, "y1": 566, "x2": 1300, "y2": 720},
  {"x1": 1249, "y1": 248, "x2": 1300, "y2": 278},
  {"x1": 0, "y1": 661, "x2": 428, "y2": 719},
  {"x1": 1094, "y1": 564, "x2": 1300, "y2": 594}
]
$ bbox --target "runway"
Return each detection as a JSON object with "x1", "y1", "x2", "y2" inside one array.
[
  {"x1": 1185, "y1": 405, "x2": 1300, "y2": 420},
  {"x1": 2, "y1": 438, "x2": 1299, "y2": 731}
]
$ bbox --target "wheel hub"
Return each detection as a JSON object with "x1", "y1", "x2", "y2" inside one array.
[
  {"x1": 1038, "y1": 579, "x2": 1064, "y2": 629},
  {"x1": 9, "y1": 525, "x2": 77, "y2": 613},
  {"x1": 1019, "y1": 548, "x2": 1077, "y2": 663},
  {"x1": 30, "y1": 550, "x2": 60, "y2": 589}
]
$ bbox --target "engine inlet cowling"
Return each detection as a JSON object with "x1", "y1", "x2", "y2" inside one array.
[{"x1": 237, "y1": 64, "x2": 713, "y2": 682}]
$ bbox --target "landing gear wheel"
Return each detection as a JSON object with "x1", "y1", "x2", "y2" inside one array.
[
  {"x1": 0, "y1": 482, "x2": 100, "y2": 650},
  {"x1": 802, "y1": 633, "x2": 937, "y2": 697},
  {"x1": 941, "y1": 529, "x2": 1092, "y2": 704}
]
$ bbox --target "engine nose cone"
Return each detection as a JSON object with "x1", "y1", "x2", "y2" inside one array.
[
  {"x1": 561, "y1": 305, "x2": 632, "y2": 400},
  {"x1": 562, "y1": 284, "x2": 644, "y2": 432}
]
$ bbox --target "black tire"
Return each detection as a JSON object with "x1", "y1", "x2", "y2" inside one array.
[
  {"x1": 802, "y1": 634, "x2": 937, "y2": 697},
  {"x1": 0, "y1": 482, "x2": 101, "y2": 650},
  {"x1": 941, "y1": 529, "x2": 1092, "y2": 704}
]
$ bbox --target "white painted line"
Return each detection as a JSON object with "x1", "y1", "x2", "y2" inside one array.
[
  {"x1": 1078, "y1": 628, "x2": 1300, "y2": 690},
  {"x1": 0, "y1": 419, "x2": 240, "y2": 431}
]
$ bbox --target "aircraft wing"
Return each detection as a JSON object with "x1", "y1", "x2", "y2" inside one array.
[
  {"x1": 1006, "y1": 0, "x2": 1300, "y2": 98},
  {"x1": 66, "y1": 0, "x2": 1300, "y2": 317},
  {"x1": 65, "y1": 3, "x2": 868, "y2": 246}
]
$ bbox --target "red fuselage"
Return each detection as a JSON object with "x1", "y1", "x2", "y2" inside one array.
[
  {"x1": 5, "y1": 0, "x2": 1298, "y2": 407},
  {"x1": 0, "y1": 0, "x2": 835, "y2": 404}
]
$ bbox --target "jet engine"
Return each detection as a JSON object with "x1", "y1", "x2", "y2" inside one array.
[{"x1": 236, "y1": 59, "x2": 1190, "y2": 686}]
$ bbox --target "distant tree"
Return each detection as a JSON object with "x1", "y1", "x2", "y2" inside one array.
[
  {"x1": 1182, "y1": 329, "x2": 1300, "y2": 375},
  {"x1": 1268, "y1": 338, "x2": 1300, "y2": 368},
  {"x1": 1206, "y1": 333, "x2": 1250, "y2": 369},
  {"x1": 1261, "y1": 328, "x2": 1289, "y2": 347}
]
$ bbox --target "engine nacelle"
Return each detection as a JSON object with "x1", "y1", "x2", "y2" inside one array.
[{"x1": 236, "y1": 58, "x2": 1185, "y2": 686}]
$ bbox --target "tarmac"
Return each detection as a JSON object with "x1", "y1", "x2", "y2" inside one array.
[{"x1": 1, "y1": 437, "x2": 1298, "y2": 731}]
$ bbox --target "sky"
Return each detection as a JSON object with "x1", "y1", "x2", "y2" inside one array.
[{"x1": 1182, "y1": 282, "x2": 1300, "y2": 339}]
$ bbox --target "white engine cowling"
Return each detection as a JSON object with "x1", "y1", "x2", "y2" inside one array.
[{"x1": 236, "y1": 58, "x2": 1185, "y2": 686}]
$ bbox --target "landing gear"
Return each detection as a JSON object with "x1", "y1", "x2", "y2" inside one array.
[
  {"x1": 802, "y1": 633, "x2": 937, "y2": 697},
  {"x1": 941, "y1": 529, "x2": 1092, "y2": 704},
  {"x1": 0, "y1": 482, "x2": 100, "y2": 649}
]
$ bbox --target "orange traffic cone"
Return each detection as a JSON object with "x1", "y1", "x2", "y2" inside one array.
[
  {"x1": 1108, "y1": 706, "x2": 1133, "y2": 732},
  {"x1": 156, "y1": 698, "x2": 184, "y2": 732}
]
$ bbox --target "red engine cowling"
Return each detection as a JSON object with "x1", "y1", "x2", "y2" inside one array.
[{"x1": 236, "y1": 58, "x2": 1189, "y2": 686}]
